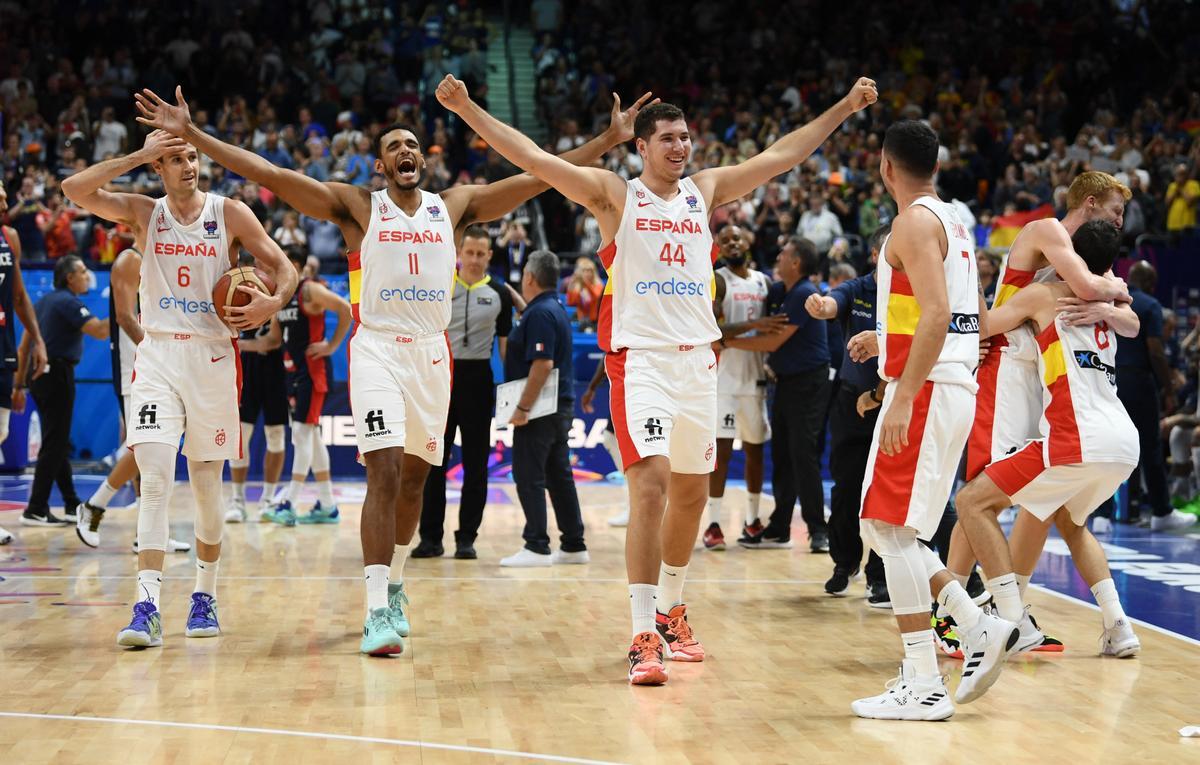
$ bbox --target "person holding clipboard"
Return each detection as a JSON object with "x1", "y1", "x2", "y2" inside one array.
[{"x1": 499, "y1": 250, "x2": 588, "y2": 567}]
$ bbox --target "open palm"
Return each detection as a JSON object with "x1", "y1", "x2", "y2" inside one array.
[
  {"x1": 134, "y1": 86, "x2": 192, "y2": 137},
  {"x1": 609, "y1": 91, "x2": 659, "y2": 143}
]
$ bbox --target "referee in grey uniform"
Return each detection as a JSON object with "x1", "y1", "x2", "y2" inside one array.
[{"x1": 417, "y1": 225, "x2": 513, "y2": 559}]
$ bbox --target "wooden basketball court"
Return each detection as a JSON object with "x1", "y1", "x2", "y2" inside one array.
[{"x1": 1, "y1": 482, "x2": 1196, "y2": 763}]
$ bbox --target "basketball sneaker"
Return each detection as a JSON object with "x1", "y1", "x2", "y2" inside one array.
[
  {"x1": 627, "y1": 631, "x2": 668, "y2": 685},
  {"x1": 954, "y1": 611, "x2": 1020, "y2": 703},
  {"x1": 1151, "y1": 509, "x2": 1199, "y2": 532},
  {"x1": 702, "y1": 523, "x2": 726, "y2": 551},
  {"x1": 736, "y1": 519, "x2": 765, "y2": 547},
  {"x1": 932, "y1": 610, "x2": 964, "y2": 659},
  {"x1": 654, "y1": 604, "x2": 705, "y2": 661},
  {"x1": 1026, "y1": 610, "x2": 1064, "y2": 652},
  {"x1": 850, "y1": 660, "x2": 954, "y2": 721},
  {"x1": 297, "y1": 502, "x2": 340, "y2": 524},
  {"x1": 1091, "y1": 515, "x2": 1113, "y2": 534},
  {"x1": 387, "y1": 582, "x2": 411, "y2": 637},
  {"x1": 260, "y1": 499, "x2": 297, "y2": 526},
  {"x1": 607, "y1": 509, "x2": 630, "y2": 527},
  {"x1": 1012, "y1": 606, "x2": 1047, "y2": 654},
  {"x1": 225, "y1": 496, "x2": 247, "y2": 523},
  {"x1": 866, "y1": 580, "x2": 892, "y2": 609},
  {"x1": 117, "y1": 600, "x2": 163, "y2": 648},
  {"x1": 966, "y1": 569, "x2": 990, "y2": 605},
  {"x1": 76, "y1": 502, "x2": 105, "y2": 548},
  {"x1": 132, "y1": 538, "x2": 192, "y2": 554},
  {"x1": 0, "y1": 526, "x2": 11, "y2": 545},
  {"x1": 185, "y1": 592, "x2": 221, "y2": 637},
  {"x1": 824, "y1": 566, "x2": 857, "y2": 597},
  {"x1": 1100, "y1": 618, "x2": 1140, "y2": 658},
  {"x1": 360, "y1": 608, "x2": 404, "y2": 656}
]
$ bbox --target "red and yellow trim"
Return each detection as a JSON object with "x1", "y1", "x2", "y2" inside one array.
[
  {"x1": 1036, "y1": 323, "x2": 1082, "y2": 465},
  {"x1": 883, "y1": 270, "x2": 919, "y2": 379}
]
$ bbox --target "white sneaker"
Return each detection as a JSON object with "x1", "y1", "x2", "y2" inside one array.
[
  {"x1": 225, "y1": 497, "x2": 247, "y2": 523},
  {"x1": 1091, "y1": 516, "x2": 1113, "y2": 534},
  {"x1": 607, "y1": 510, "x2": 629, "y2": 527},
  {"x1": 851, "y1": 660, "x2": 954, "y2": 721},
  {"x1": 499, "y1": 548, "x2": 552, "y2": 567},
  {"x1": 132, "y1": 538, "x2": 192, "y2": 553},
  {"x1": 1012, "y1": 606, "x2": 1046, "y2": 654},
  {"x1": 1100, "y1": 618, "x2": 1140, "y2": 658},
  {"x1": 551, "y1": 549, "x2": 590, "y2": 565},
  {"x1": 1150, "y1": 509, "x2": 1198, "y2": 532},
  {"x1": 954, "y1": 611, "x2": 1020, "y2": 704},
  {"x1": 0, "y1": 526, "x2": 11, "y2": 545},
  {"x1": 76, "y1": 502, "x2": 105, "y2": 548}
]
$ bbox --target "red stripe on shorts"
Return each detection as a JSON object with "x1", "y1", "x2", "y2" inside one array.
[
  {"x1": 861, "y1": 381, "x2": 935, "y2": 527},
  {"x1": 305, "y1": 388, "x2": 326, "y2": 425},
  {"x1": 232, "y1": 338, "x2": 244, "y2": 460},
  {"x1": 966, "y1": 345, "x2": 1002, "y2": 480},
  {"x1": 604, "y1": 349, "x2": 642, "y2": 470},
  {"x1": 984, "y1": 440, "x2": 1046, "y2": 497}
]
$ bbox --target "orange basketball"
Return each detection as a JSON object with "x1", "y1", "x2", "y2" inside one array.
[{"x1": 213, "y1": 266, "x2": 277, "y2": 329}]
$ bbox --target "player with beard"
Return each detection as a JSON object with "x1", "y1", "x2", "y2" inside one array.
[
  {"x1": 136, "y1": 85, "x2": 659, "y2": 655},
  {"x1": 436, "y1": 73, "x2": 877, "y2": 684}
]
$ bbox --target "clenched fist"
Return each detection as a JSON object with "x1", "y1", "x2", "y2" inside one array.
[{"x1": 436, "y1": 74, "x2": 470, "y2": 112}]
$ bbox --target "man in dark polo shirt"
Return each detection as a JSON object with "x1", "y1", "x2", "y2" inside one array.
[
  {"x1": 726, "y1": 236, "x2": 830, "y2": 552},
  {"x1": 500, "y1": 250, "x2": 588, "y2": 567},
  {"x1": 20, "y1": 255, "x2": 110, "y2": 526},
  {"x1": 417, "y1": 224, "x2": 514, "y2": 559},
  {"x1": 806, "y1": 225, "x2": 889, "y2": 606}
]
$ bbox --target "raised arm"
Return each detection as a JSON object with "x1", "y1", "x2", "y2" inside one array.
[
  {"x1": 692, "y1": 78, "x2": 877, "y2": 208},
  {"x1": 61, "y1": 130, "x2": 182, "y2": 227},
  {"x1": 111, "y1": 248, "x2": 145, "y2": 345},
  {"x1": 302, "y1": 280, "x2": 353, "y2": 357},
  {"x1": 449, "y1": 91, "x2": 657, "y2": 230},
  {"x1": 436, "y1": 75, "x2": 624, "y2": 237},
  {"x1": 1036, "y1": 220, "x2": 1129, "y2": 303},
  {"x1": 4, "y1": 226, "x2": 46, "y2": 377},
  {"x1": 135, "y1": 87, "x2": 366, "y2": 227},
  {"x1": 222, "y1": 199, "x2": 298, "y2": 330}
]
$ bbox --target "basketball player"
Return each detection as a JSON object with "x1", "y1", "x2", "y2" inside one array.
[
  {"x1": 436, "y1": 73, "x2": 878, "y2": 684},
  {"x1": 136, "y1": 85, "x2": 658, "y2": 655},
  {"x1": 76, "y1": 246, "x2": 190, "y2": 554},
  {"x1": 61, "y1": 129, "x2": 297, "y2": 648},
  {"x1": 704, "y1": 224, "x2": 780, "y2": 549},
  {"x1": 956, "y1": 220, "x2": 1141, "y2": 658},
  {"x1": 936, "y1": 172, "x2": 1140, "y2": 654},
  {"x1": 850, "y1": 121, "x2": 1015, "y2": 721},
  {"x1": 236, "y1": 245, "x2": 351, "y2": 522},
  {"x1": 0, "y1": 179, "x2": 49, "y2": 545},
  {"x1": 227, "y1": 252, "x2": 291, "y2": 525}
]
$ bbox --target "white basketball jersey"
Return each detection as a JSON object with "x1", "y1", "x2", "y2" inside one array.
[
  {"x1": 597, "y1": 177, "x2": 721, "y2": 352},
  {"x1": 1036, "y1": 314, "x2": 1138, "y2": 466},
  {"x1": 351, "y1": 189, "x2": 456, "y2": 336},
  {"x1": 141, "y1": 193, "x2": 233, "y2": 339},
  {"x1": 876, "y1": 196, "x2": 979, "y2": 388},
  {"x1": 716, "y1": 265, "x2": 771, "y2": 395}
]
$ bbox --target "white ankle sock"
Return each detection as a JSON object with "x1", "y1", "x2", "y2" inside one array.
[
  {"x1": 89, "y1": 480, "x2": 118, "y2": 509},
  {"x1": 901, "y1": 629, "x2": 939, "y2": 681},
  {"x1": 951, "y1": 571, "x2": 969, "y2": 588},
  {"x1": 629, "y1": 584, "x2": 657, "y2": 637},
  {"x1": 263, "y1": 482, "x2": 277, "y2": 503},
  {"x1": 232, "y1": 482, "x2": 246, "y2": 501},
  {"x1": 318, "y1": 480, "x2": 335, "y2": 507},
  {"x1": 195, "y1": 558, "x2": 218, "y2": 596},
  {"x1": 657, "y1": 562, "x2": 688, "y2": 611},
  {"x1": 746, "y1": 493, "x2": 761, "y2": 525},
  {"x1": 1015, "y1": 573, "x2": 1032, "y2": 599},
  {"x1": 137, "y1": 569, "x2": 162, "y2": 606},
  {"x1": 987, "y1": 573, "x2": 1023, "y2": 622},
  {"x1": 390, "y1": 544, "x2": 411, "y2": 585},
  {"x1": 1090, "y1": 578, "x2": 1126, "y2": 628},
  {"x1": 706, "y1": 497, "x2": 723, "y2": 527},
  {"x1": 365, "y1": 564, "x2": 389, "y2": 612},
  {"x1": 936, "y1": 580, "x2": 980, "y2": 630}
]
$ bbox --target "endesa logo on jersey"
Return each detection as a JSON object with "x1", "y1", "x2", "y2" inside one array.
[
  {"x1": 379, "y1": 286, "x2": 448, "y2": 302},
  {"x1": 377, "y1": 230, "x2": 444, "y2": 244},
  {"x1": 159, "y1": 296, "x2": 217, "y2": 314},
  {"x1": 154, "y1": 242, "x2": 219, "y2": 257},
  {"x1": 634, "y1": 218, "x2": 703, "y2": 235},
  {"x1": 634, "y1": 277, "x2": 708, "y2": 297},
  {"x1": 948, "y1": 313, "x2": 980, "y2": 334}
]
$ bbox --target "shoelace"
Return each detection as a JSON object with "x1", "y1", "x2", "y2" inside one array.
[
  {"x1": 189, "y1": 597, "x2": 213, "y2": 623},
  {"x1": 667, "y1": 614, "x2": 696, "y2": 645},
  {"x1": 131, "y1": 602, "x2": 156, "y2": 628},
  {"x1": 630, "y1": 635, "x2": 662, "y2": 664}
]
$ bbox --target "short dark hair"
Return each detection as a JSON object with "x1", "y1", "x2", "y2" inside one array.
[
  {"x1": 525, "y1": 249, "x2": 560, "y2": 289},
  {"x1": 461, "y1": 224, "x2": 490, "y2": 246},
  {"x1": 869, "y1": 222, "x2": 892, "y2": 256},
  {"x1": 883, "y1": 120, "x2": 939, "y2": 178},
  {"x1": 634, "y1": 103, "x2": 686, "y2": 141},
  {"x1": 53, "y1": 255, "x2": 83, "y2": 289},
  {"x1": 1071, "y1": 220, "x2": 1121, "y2": 276},
  {"x1": 285, "y1": 244, "x2": 308, "y2": 264},
  {"x1": 376, "y1": 123, "x2": 420, "y2": 155},
  {"x1": 783, "y1": 236, "x2": 819, "y2": 277}
]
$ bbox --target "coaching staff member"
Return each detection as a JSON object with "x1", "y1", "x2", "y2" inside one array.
[{"x1": 417, "y1": 225, "x2": 514, "y2": 559}]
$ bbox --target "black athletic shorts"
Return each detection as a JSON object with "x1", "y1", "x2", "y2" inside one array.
[{"x1": 239, "y1": 352, "x2": 288, "y2": 426}]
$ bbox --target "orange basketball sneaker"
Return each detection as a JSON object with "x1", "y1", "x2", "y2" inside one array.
[
  {"x1": 628, "y1": 631, "x2": 669, "y2": 685},
  {"x1": 654, "y1": 604, "x2": 705, "y2": 661}
]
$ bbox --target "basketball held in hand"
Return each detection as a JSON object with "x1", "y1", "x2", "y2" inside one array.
[{"x1": 213, "y1": 266, "x2": 276, "y2": 329}]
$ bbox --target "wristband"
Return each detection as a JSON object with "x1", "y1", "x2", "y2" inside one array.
[
  {"x1": 870, "y1": 386, "x2": 883, "y2": 403},
  {"x1": 516, "y1": 405, "x2": 531, "y2": 413}
]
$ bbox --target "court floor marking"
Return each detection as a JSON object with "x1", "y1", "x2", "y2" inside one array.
[
  {"x1": 0, "y1": 712, "x2": 626, "y2": 765},
  {"x1": 1030, "y1": 584, "x2": 1200, "y2": 647},
  {"x1": 0, "y1": 574, "x2": 827, "y2": 585}
]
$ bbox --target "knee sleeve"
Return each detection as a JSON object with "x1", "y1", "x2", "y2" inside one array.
[
  {"x1": 0, "y1": 407, "x2": 10, "y2": 446},
  {"x1": 917, "y1": 540, "x2": 947, "y2": 581},
  {"x1": 135, "y1": 442, "x2": 177, "y2": 552},
  {"x1": 862, "y1": 519, "x2": 933, "y2": 616},
  {"x1": 290, "y1": 423, "x2": 315, "y2": 478},
  {"x1": 1170, "y1": 426, "x2": 1191, "y2": 464},
  {"x1": 309, "y1": 427, "x2": 330, "y2": 473},
  {"x1": 228, "y1": 423, "x2": 254, "y2": 469},
  {"x1": 188, "y1": 458, "x2": 225, "y2": 545},
  {"x1": 265, "y1": 424, "x2": 286, "y2": 453}
]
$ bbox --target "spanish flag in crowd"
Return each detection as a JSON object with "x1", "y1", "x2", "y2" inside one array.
[{"x1": 988, "y1": 203, "x2": 1056, "y2": 249}]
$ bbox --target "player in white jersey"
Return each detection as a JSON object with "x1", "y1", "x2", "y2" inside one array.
[
  {"x1": 62, "y1": 129, "x2": 296, "y2": 649},
  {"x1": 136, "y1": 84, "x2": 659, "y2": 655},
  {"x1": 703, "y1": 224, "x2": 780, "y2": 550},
  {"x1": 849, "y1": 121, "x2": 1016, "y2": 721},
  {"x1": 437, "y1": 72, "x2": 878, "y2": 684},
  {"x1": 957, "y1": 220, "x2": 1142, "y2": 659}
]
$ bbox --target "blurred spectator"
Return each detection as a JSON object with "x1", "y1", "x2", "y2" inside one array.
[
  {"x1": 273, "y1": 211, "x2": 307, "y2": 248},
  {"x1": 1166, "y1": 164, "x2": 1199, "y2": 234},
  {"x1": 563, "y1": 256, "x2": 604, "y2": 329},
  {"x1": 977, "y1": 251, "x2": 999, "y2": 305},
  {"x1": 91, "y1": 107, "x2": 128, "y2": 162},
  {"x1": 37, "y1": 191, "x2": 79, "y2": 260},
  {"x1": 799, "y1": 193, "x2": 842, "y2": 255}
]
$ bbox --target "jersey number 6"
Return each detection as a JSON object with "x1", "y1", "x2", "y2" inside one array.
[{"x1": 178, "y1": 265, "x2": 190, "y2": 287}]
